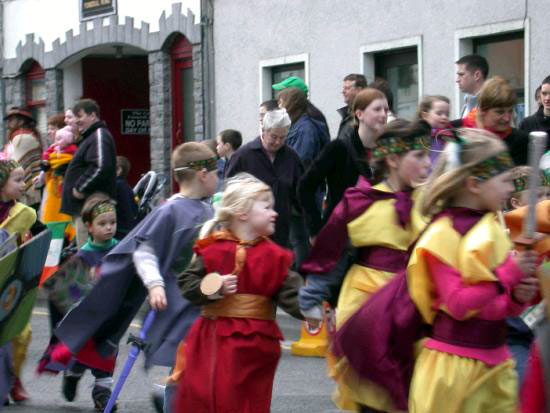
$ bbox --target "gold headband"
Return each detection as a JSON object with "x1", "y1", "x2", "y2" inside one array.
[
  {"x1": 91, "y1": 201, "x2": 116, "y2": 221},
  {"x1": 173, "y1": 157, "x2": 218, "y2": 172}
]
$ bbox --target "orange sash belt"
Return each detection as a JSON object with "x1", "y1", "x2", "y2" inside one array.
[{"x1": 201, "y1": 293, "x2": 275, "y2": 320}]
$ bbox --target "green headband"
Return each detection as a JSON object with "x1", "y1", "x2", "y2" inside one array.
[
  {"x1": 91, "y1": 200, "x2": 116, "y2": 221},
  {"x1": 372, "y1": 134, "x2": 431, "y2": 160},
  {"x1": 173, "y1": 157, "x2": 218, "y2": 173},
  {"x1": 513, "y1": 170, "x2": 550, "y2": 193},
  {"x1": 0, "y1": 160, "x2": 20, "y2": 188},
  {"x1": 470, "y1": 151, "x2": 514, "y2": 181}
]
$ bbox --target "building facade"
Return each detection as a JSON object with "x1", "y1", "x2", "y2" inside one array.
[
  {"x1": 2, "y1": 0, "x2": 549, "y2": 187},
  {"x1": 0, "y1": 0, "x2": 214, "y2": 186},
  {"x1": 212, "y1": 0, "x2": 550, "y2": 140}
]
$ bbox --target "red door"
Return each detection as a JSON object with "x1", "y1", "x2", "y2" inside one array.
[
  {"x1": 82, "y1": 56, "x2": 150, "y2": 185},
  {"x1": 171, "y1": 35, "x2": 194, "y2": 191}
]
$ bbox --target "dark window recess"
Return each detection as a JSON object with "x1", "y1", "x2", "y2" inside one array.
[
  {"x1": 374, "y1": 47, "x2": 418, "y2": 119},
  {"x1": 473, "y1": 31, "x2": 525, "y2": 122}
]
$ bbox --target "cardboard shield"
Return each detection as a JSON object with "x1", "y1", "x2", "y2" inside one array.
[{"x1": 0, "y1": 229, "x2": 52, "y2": 346}]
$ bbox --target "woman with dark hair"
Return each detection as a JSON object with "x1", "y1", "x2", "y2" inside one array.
[
  {"x1": 278, "y1": 87, "x2": 330, "y2": 268},
  {"x1": 3, "y1": 107, "x2": 43, "y2": 208},
  {"x1": 278, "y1": 87, "x2": 329, "y2": 168}
]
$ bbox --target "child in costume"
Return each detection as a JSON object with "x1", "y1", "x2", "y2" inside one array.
[
  {"x1": 0, "y1": 159, "x2": 36, "y2": 403},
  {"x1": 173, "y1": 173, "x2": 302, "y2": 412},
  {"x1": 299, "y1": 119, "x2": 431, "y2": 412},
  {"x1": 41, "y1": 142, "x2": 217, "y2": 407},
  {"x1": 406, "y1": 128, "x2": 539, "y2": 413},
  {"x1": 41, "y1": 193, "x2": 118, "y2": 410},
  {"x1": 503, "y1": 166, "x2": 550, "y2": 386},
  {"x1": 35, "y1": 125, "x2": 77, "y2": 238}
]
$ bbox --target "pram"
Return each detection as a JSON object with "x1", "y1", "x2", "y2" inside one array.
[{"x1": 133, "y1": 171, "x2": 167, "y2": 223}]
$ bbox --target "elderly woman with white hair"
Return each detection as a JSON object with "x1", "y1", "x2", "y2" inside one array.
[{"x1": 225, "y1": 108, "x2": 303, "y2": 248}]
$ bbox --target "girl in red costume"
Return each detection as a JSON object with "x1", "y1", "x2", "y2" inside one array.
[{"x1": 174, "y1": 173, "x2": 302, "y2": 412}]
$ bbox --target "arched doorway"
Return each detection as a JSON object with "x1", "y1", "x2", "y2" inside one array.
[{"x1": 80, "y1": 47, "x2": 150, "y2": 185}]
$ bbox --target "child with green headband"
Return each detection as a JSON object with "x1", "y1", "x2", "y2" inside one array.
[
  {"x1": 404, "y1": 128, "x2": 539, "y2": 412},
  {"x1": 41, "y1": 142, "x2": 217, "y2": 413},
  {"x1": 0, "y1": 159, "x2": 36, "y2": 404},
  {"x1": 507, "y1": 166, "x2": 550, "y2": 210},
  {"x1": 41, "y1": 192, "x2": 119, "y2": 410},
  {"x1": 501, "y1": 166, "x2": 550, "y2": 389},
  {"x1": 299, "y1": 119, "x2": 432, "y2": 412}
]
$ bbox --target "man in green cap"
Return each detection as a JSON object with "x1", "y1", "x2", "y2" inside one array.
[{"x1": 272, "y1": 76, "x2": 329, "y2": 135}]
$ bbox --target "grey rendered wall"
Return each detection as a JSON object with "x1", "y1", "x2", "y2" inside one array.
[{"x1": 213, "y1": 0, "x2": 539, "y2": 140}]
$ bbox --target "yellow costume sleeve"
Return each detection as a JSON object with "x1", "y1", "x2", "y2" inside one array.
[
  {"x1": 0, "y1": 202, "x2": 37, "y2": 240},
  {"x1": 408, "y1": 212, "x2": 512, "y2": 324}
]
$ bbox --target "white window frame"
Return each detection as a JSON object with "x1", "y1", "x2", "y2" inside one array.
[
  {"x1": 454, "y1": 19, "x2": 529, "y2": 118},
  {"x1": 258, "y1": 53, "x2": 309, "y2": 104},
  {"x1": 359, "y1": 35, "x2": 423, "y2": 103}
]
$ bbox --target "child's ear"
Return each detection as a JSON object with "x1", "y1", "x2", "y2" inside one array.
[
  {"x1": 510, "y1": 197, "x2": 521, "y2": 209},
  {"x1": 465, "y1": 175, "x2": 482, "y2": 195},
  {"x1": 235, "y1": 211, "x2": 248, "y2": 222},
  {"x1": 385, "y1": 154, "x2": 400, "y2": 170}
]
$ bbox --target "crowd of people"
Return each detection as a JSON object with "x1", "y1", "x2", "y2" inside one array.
[{"x1": 0, "y1": 52, "x2": 548, "y2": 413}]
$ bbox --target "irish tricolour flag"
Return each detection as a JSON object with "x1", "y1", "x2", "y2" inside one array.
[{"x1": 39, "y1": 221, "x2": 69, "y2": 286}]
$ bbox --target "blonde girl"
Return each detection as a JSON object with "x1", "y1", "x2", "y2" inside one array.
[
  {"x1": 407, "y1": 128, "x2": 539, "y2": 412},
  {"x1": 174, "y1": 173, "x2": 302, "y2": 413}
]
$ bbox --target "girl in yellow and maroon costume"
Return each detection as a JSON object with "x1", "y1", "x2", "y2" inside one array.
[
  {"x1": 300, "y1": 119, "x2": 431, "y2": 412},
  {"x1": 0, "y1": 160, "x2": 36, "y2": 403},
  {"x1": 174, "y1": 173, "x2": 303, "y2": 413},
  {"x1": 407, "y1": 128, "x2": 540, "y2": 413}
]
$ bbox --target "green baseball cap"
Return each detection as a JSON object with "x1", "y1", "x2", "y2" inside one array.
[{"x1": 272, "y1": 76, "x2": 308, "y2": 94}]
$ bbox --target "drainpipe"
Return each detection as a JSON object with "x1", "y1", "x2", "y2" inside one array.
[
  {"x1": 201, "y1": 0, "x2": 215, "y2": 139},
  {"x1": 0, "y1": 0, "x2": 6, "y2": 146}
]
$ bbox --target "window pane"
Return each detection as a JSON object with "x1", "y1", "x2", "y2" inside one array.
[
  {"x1": 474, "y1": 35, "x2": 524, "y2": 122},
  {"x1": 385, "y1": 63, "x2": 418, "y2": 119},
  {"x1": 375, "y1": 48, "x2": 419, "y2": 119},
  {"x1": 30, "y1": 78, "x2": 46, "y2": 101}
]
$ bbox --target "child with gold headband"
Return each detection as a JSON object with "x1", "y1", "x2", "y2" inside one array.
[
  {"x1": 405, "y1": 129, "x2": 539, "y2": 412},
  {"x1": 38, "y1": 142, "x2": 217, "y2": 411},
  {"x1": 299, "y1": 119, "x2": 431, "y2": 412},
  {"x1": 174, "y1": 173, "x2": 303, "y2": 412},
  {"x1": 40, "y1": 192, "x2": 118, "y2": 409}
]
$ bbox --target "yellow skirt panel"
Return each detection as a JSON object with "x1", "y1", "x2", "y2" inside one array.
[
  {"x1": 336, "y1": 264, "x2": 393, "y2": 327},
  {"x1": 409, "y1": 348, "x2": 518, "y2": 413}
]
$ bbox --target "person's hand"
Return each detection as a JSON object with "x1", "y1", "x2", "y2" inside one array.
[
  {"x1": 515, "y1": 250, "x2": 538, "y2": 277},
  {"x1": 72, "y1": 188, "x2": 85, "y2": 199},
  {"x1": 220, "y1": 274, "x2": 237, "y2": 295},
  {"x1": 309, "y1": 236, "x2": 316, "y2": 246},
  {"x1": 148, "y1": 285, "x2": 167, "y2": 310},
  {"x1": 305, "y1": 318, "x2": 321, "y2": 329},
  {"x1": 512, "y1": 277, "x2": 539, "y2": 304}
]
